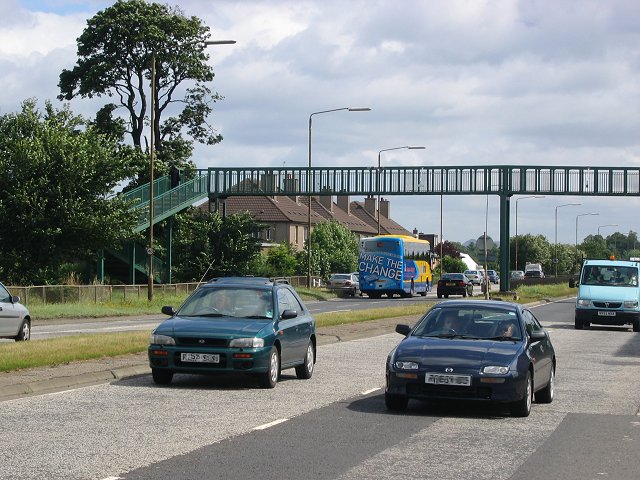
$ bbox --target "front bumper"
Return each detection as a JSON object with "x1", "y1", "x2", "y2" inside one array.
[
  {"x1": 575, "y1": 308, "x2": 639, "y2": 326},
  {"x1": 385, "y1": 369, "x2": 526, "y2": 403},
  {"x1": 148, "y1": 345, "x2": 273, "y2": 374}
]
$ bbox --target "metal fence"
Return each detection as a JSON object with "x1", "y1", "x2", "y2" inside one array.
[{"x1": 7, "y1": 276, "x2": 314, "y2": 305}]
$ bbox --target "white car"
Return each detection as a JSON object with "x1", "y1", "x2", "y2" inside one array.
[
  {"x1": 0, "y1": 283, "x2": 31, "y2": 341},
  {"x1": 464, "y1": 270, "x2": 484, "y2": 286}
]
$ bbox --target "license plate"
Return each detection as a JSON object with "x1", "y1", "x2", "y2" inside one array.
[
  {"x1": 425, "y1": 373, "x2": 471, "y2": 386},
  {"x1": 180, "y1": 352, "x2": 220, "y2": 363},
  {"x1": 446, "y1": 282, "x2": 455, "y2": 286},
  {"x1": 597, "y1": 311, "x2": 616, "y2": 317}
]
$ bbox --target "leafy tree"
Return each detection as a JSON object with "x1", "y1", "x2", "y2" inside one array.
[
  {"x1": 171, "y1": 209, "x2": 266, "y2": 281},
  {"x1": 263, "y1": 243, "x2": 298, "y2": 277},
  {"x1": 433, "y1": 241, "x2": 462, "y2": 259},
  {"x1": 58, "y1": 0, "x2": 223, "y2": 181},
  {"x1": 441, "y1": 255, "x2": 467, "y2": 274},
  {"x1": 300, "y1": 221, "x2": 359, "y2": 279},
  {"x1": 510, "y1": 234, "x2": 552, "y2": 273},
  {"x1": 0, "y1": 99, "x2": 142, "y2": 284}
]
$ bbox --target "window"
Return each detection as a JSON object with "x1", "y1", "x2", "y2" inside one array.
[
  {"x1": 0, "y1": 284, "x2": 10, "y2": 303},
  {"x1": 294, "y1": 226, "x2": 299, "y2": 243}
]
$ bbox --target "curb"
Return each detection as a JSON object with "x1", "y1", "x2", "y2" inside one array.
[{"x1": 1, "y1": 364, "x2": 150, "y2": 402}]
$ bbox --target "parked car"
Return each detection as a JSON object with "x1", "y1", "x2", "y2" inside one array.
[
  {"x1": 524, "y1": 270, "x2": 544, "y2": 279},
  {"x1": 148, "y1": 277, "x2": 316, "y2": 388},
  {"x1": 0, "y1": 283, "x2": 31, "y2": 341},
  {"x1": 326, "y1": 273, "x2": 360, "y2": 297},
  {"x1": 464, "y1": 270, "x2": 484, "y2": 286},
  {"x1": 487, "y1": 270, "x2": 500, "y2": 284},
  {"x1": 437, "y1": 273, "x2": 473, "y2": 298},
  {"x1": 510, "y1": 270, "x2": 525, "y2": 280},
  {"x1": 385, "y1": 299, "x2": 556, "y2": 416}
]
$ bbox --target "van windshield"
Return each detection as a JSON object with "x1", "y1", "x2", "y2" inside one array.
[{"x1": 581, "y1": 265, "x2": 638, "y2": 286}]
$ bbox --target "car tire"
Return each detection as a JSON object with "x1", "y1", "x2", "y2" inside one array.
[
  {"x1": 295, "y1": 341, "x2": 315, "y2": 379},
  {"x1": 385, "y1": 392, "x2": 408, "y2": 411},
  {"x1": 259, "y1": 346, "x2": 280, "y2": 389},
  {"x1": 15, "y1": 319, "x2": 31, "y2": 341},
  {"x1": 152, "y1": 368, "x2": 173, "y2": 385},
  {"x1": 574, "y1": 317, "x2": 583, "y2": 330},
  {"x1": 437, "y1": 292, "x2": 442, "y2": 298},
  {"x1": 535, "y1": 365, "x2": 555, "y2": 404},
  {"x1": 634, "y1": 321, "x2": 640, "y2": 332},
  {"x1": 510, "y1": 371, "x2": 532, "y2": 417},
  {"x1": 462, "y1": 290, "x2": 467, "y2": 297}
]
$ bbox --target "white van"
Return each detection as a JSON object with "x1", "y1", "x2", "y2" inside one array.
[{"x1": 571, "y1": 259, "x2": 640, "y2": 332}]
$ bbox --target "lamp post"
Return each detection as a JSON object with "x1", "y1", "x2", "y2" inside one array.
[
  {"x1": 575, "y1": 212, "x2": 599, "y2": 268},
  {"x1": 554, "y1": 203, "x2": 581, "y2": 277},
  {"x1": 307, "y1": 107, "x2": 370, "y2": 288},
  {"x1": 514, "y1": 195, "x2": 545, "y2": 272},
  {"x1": 148, "y1": 39, "x2": 236, "y2": 300},
  {"x1": 597, "y1": 224, "x2": 618, "y2": 236},
  {"x1": 377, "y1": 146, "x2": 425, "y2": 235}
]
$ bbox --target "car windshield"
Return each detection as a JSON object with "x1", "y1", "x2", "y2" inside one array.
[
  {"x1": 331, "y1": 274, "x2": 351, "y2": 280},
  {"x1": 581, "y1": 265, "x2": 638, "y2": 286},
  {"x1": 442, "y1": 274, "x2": 462, "y2": 280},
  {"x1": 411, "y1": 306, "x2": 522, "y2": 340},
  {"x1": 177, "y1": 287, "x2": 274, "y2": 319}
]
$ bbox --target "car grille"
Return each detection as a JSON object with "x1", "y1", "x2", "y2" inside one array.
[
  {"x1": 177, "y1": 337, "x2": 228, "y2": 346},
  {"x1": 407, "y1": 383, "x2": 492, "y2": 400},
  {"x1": 174, "y1": 352, "x2": 227, "y2": 368},
  {"x1": 593, "y1": 302, "x2": 622, "y2": 309}
]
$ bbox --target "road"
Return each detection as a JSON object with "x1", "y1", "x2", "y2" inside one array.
[
  {"x1": 29, "y1": 284, "x2": 497, "y2": 339},
  {"x1": 2, "y1": 297, "x2": 640, "y2": 479}
]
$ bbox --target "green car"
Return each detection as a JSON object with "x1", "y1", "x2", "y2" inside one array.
[{"x1": 148, "y1": 277, "x2": 316, "y2": 388}]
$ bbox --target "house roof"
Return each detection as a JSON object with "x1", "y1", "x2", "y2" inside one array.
[{"x1": 349, "y1": 200, "x2": 412, "y2": 236}]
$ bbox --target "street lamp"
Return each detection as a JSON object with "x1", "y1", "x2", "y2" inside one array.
[
  {"x1": 554, "y1": 203, "x2": 581, "y2": 277},
  {"x1": 514, "y1": 195, "x2": 545, "y2": 272},
  {"x1": 148, "y1": 39, "x2": 236, "y2": 300},
  {"x1": 307, "y1": 107, "x2": 371, "y2": 288},
  {"x1": 597, "y1": 224, "x2": 618, "y2": 236},
  {"x1": 575, "y1": 212, "x2": 599, "y2": 267},
  {"x1": 377, "y1": 146, "x2": 426, "y2": 235}
]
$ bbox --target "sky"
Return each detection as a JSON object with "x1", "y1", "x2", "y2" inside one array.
[{"x1": 3, "y1": 0, "x2": 640, "y2": 245}]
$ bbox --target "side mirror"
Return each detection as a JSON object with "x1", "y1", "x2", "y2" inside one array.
[
  {"x1": 161, "y1": 306, "x2": 175, "y2": 316},
  {"x1": 395, "y1": 324, "x2": 411, "y2": 336},
  {"x1": 11, "y1": 295, "x2": 20, "y2": 303},
  {"x1": 280, "y1": 309, "x2": 298, "y2": 320},
  {"x1": 529, "y1": 330, "x2": 546, "y2": 342}
]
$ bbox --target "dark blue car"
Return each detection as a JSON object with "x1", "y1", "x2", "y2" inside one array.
[
  {"x1": 385, "y1": 300, "x2": 555, "y2": 416},
  {"x1": 148, "y1": 277, "x2": 316, "y2": 388}
]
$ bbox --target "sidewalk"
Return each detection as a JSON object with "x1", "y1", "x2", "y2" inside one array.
[{"x1": 0, "y1": 315, "x2": 416, "y2": 402}]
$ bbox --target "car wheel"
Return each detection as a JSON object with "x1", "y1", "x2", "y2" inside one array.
[
  {"x1": 574, "y1": 317, "x2": 583, "y2": 330},
  {"x1": 633, "y1": 321, "x2": 640, "y2": 332},
  {"x1": 444, "y1": 294, "x2": 449, "y2": 298},
  {"x1": 295, "y1": 341, "x2": 315, "y2": 379},
  {"x1": 535, "y1": 365, "x2": 555, "y2": 404},
  {"x1": 385, "y1": 392, "x2": 408, "y2": 411},
  {"x1": 15, "y1": 319, "x2": 31, "y2": 341},
  {"x1": 462, "y1": 290, "x2": 467, "y2": 297},
  {"x1": 259, "y1": 346, "x2": 280, "y2": 388},
  {"x1": 151, "y1": 368, "x2": 173, "y2": 385},
  {"x1": 437, "y1": 292, "x2": 442, "y2": 298},
  {"x1": 511, "y1": 371, "x2": 532, "y2": 417}
]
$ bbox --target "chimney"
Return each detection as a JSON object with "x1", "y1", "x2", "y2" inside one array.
[
  {"x1": 319, "y1": 188, "x2": 333, "y2": 212},
  {"x1": 380, "y1": 198, "x2": 390, "y2": 219},
  {"x1": 283, "y1": 175, "x2": 299, "y2": 202},
  {"x1": 337, "y1": 192, "x2": 350, "y2": 214},
  {"x1": 364, "y1": 195, "x2": 377, "y2": 217}
]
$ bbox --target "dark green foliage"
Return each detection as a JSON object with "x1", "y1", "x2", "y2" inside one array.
[
  {"x1": 442, "y1": 255, "x2": 468, "y2": 274},
  {"x1": 0, "y1": 100, "x2": 142, "y2": 284},
  {"x1": 171, "y1": 209, "x2": 267, "y2": 281},
  {"x1": 300, "y1": 221, "x2": 359, "y2": 279}
]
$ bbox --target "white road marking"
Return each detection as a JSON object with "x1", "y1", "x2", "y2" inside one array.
[
  {"x1": 253, "y1": 418, "x2": 289, "y2": 430},
  {"x1": 361, "y1": 388, "x2": 381, "y2": 395}
]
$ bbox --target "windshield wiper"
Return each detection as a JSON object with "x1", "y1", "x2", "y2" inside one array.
[
  {"x1": 244, "y1": 315, "x2": 271, "y2": 319},
  {"x1": 194, "y1": 312, "x2": 226, "y2": 317},
  {"x1": 486, "y1": 336, "x2": 519, "y2": 341}
]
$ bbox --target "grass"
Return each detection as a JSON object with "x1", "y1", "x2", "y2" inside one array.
[{"x1": 1, "y1": 283, "x2": 572, "y2": 373}]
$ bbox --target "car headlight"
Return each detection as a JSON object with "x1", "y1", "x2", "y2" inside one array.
[
  {"x1": 229, "y1": 337, "x2": 265, "y2": 348},
  {"x1": 577, "y1": 298, "x2": 591, "y2": 307},
  {"x1": 482, "y1": 366, "x2": 509, "y2": 374},
  {"x1": 624, "y1": 300, "x2": 638, "y2": 308},
  {"x1": 149, "y1": 334, "x2": 175, "y2": 345},
  {"x1": 394, "y1": 361, "x2": 419, "y2": 370}
]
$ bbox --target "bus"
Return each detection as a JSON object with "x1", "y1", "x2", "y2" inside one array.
[{"x1": 358, "y1": 235, "x2": 433, "y2": 298}]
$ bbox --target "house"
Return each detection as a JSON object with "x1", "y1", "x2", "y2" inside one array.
[{"x1": 203, "y1": 193, "x2": 412, "y2": 251}]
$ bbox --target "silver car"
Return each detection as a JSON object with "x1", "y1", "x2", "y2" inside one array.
[
  {"x1": 326, "y1": 273, "x2": 360, "y2": 297},
  {"x1": 0, "y1": 283, "x2": 31, "y2": 341}
]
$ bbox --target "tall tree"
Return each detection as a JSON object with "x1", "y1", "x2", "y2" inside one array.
[
  {"x1": 0, "y1": 99, "x2": 142, "y2": 284},
  {"x1": 58, "y1": 0, "x2": 223, "y2": 182},
  {"x1": 300, "y1": 221, "x2": 359, "y2": 279}
]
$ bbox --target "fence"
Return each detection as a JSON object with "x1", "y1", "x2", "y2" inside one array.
[{"x1": 7, "y1": 276, "x2": 315, "y2": 305}]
